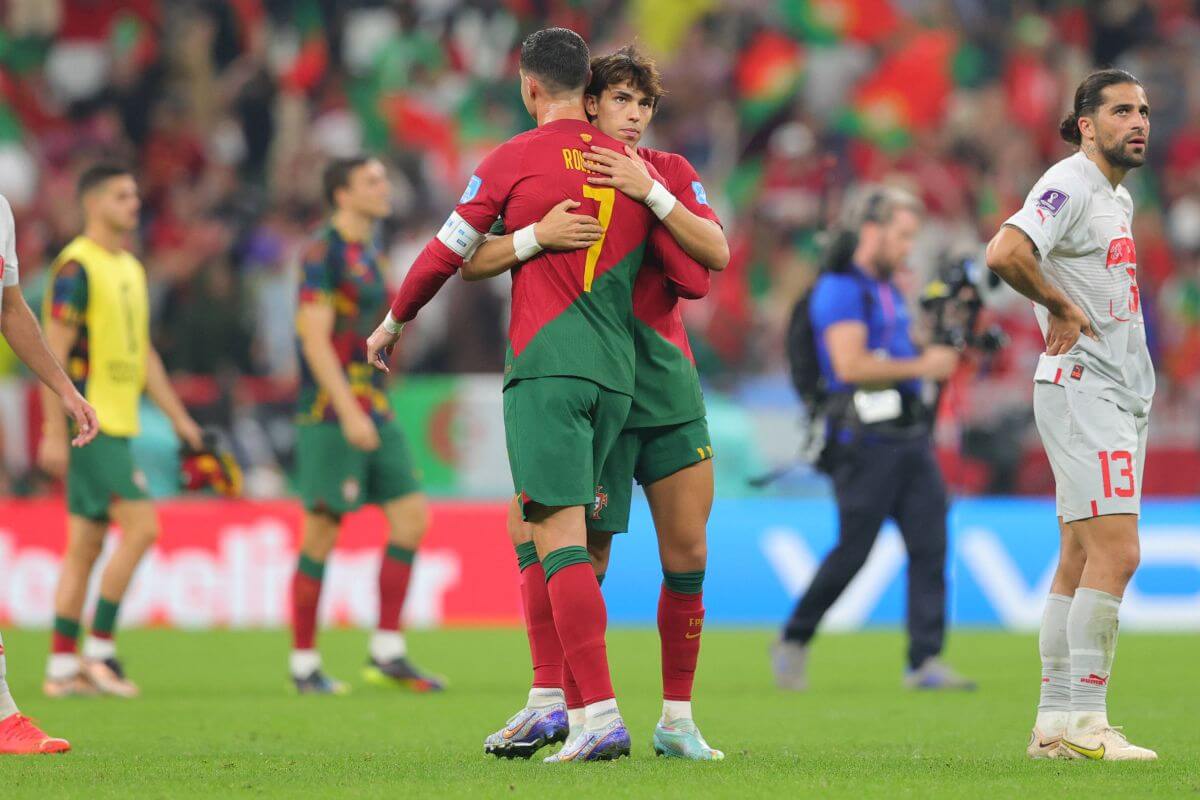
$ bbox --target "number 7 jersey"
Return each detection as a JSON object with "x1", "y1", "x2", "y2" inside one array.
[{"x1": 447, "y1": 118, "x2": 665, "y2": 396}]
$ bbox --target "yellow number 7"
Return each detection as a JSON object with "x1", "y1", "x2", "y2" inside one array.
[{"x1": 581, "y1": 185, "x2": 614, "y2": 292}]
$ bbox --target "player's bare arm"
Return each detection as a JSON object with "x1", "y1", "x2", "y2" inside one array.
[
  {"x1": 462, "y1": 199, "x2": 603, "y2": 282},
  {"x1": 584, "y1": 145, "x2": 728, "y2": 271},
  {"x1": 37, "y1": 316, "x2": 86, "y2": 477},
  {"x1": 298, "y1": 301, "x2": 380, "y2": 451},
  {"x1": 1, "y1": 286, "x2": 97, "y2": 449},
  {"x1": 144, "y1": 346, "x2": 205, "y2": 452},
  {"x1": 986, "y1": 224, "x2": 1096, "y2": 355}
]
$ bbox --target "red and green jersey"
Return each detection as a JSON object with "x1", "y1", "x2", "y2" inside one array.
[
  {"x1": 295, "y1": 224, "x2": 393, "y2": 424},
  {"x1": 624, "y1": 148, "x2": 722, "y2": 428},
  {"x1": 47, "y1": 260, "x2": 90, "y2": 393},
  {"x1": 390, "y1": 118, "x2": 696, "y2": 397}
]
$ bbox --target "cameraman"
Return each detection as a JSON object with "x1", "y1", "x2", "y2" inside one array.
[{"x1": 771, "y1": 186, "x2": 975, "y2": 691}]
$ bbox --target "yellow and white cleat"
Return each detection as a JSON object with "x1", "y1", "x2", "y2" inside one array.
[
  {"x1": 1026, "y1": 726, "x2": 1066, "y2": 759},
  {"x1": 1061, "y1": 725, "x2": 1157, "y2": 761}
]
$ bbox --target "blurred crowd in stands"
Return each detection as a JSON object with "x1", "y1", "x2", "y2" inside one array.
[{"x1": 1, "y1": 0, "x2": 1199, "y2": 495}]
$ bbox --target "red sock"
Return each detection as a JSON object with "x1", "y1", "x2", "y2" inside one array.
[
  {"x1": 291, "y1": 556, "x2": 325, "y2": 650},
  {"x1": 561, "y1": 660, "x2": 582, "y2": 709},
  {"x1": 378, "y1": 545, "x2": 415, "y2": 632},
  {"x1": 520, "y1": 562, "x2": 563, "y2": 689},
  {"x1": 659, "y1": 587, "x2": 705, "y2": 702},
  {"x1": 546, "y1": 562, "x2": 613, "y2": 706},
  {"x1": 51, "y1": 632, "x2": 77, "y2": 655}
]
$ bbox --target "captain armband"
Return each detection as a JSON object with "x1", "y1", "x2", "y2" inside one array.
[{"x1": 437, "y1": 211, "x2": 486, "y2": 259}]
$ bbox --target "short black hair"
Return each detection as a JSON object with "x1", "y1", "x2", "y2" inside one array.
[
  {"x1": 77, "y1": 163, "x2": 133, "y2": 198},
  {"x1": 323, "y1": 156, "x2": 373, "y2": 207},
  {"x1": 519, "y1": 27, "x2": 590, "y2": 94},
  {"x1": 1060, "y1": 69, "x2": 1143, "y2": 145}
]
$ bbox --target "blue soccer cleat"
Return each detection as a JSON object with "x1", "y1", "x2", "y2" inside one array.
[
  {"x1": 292, "y1": 669, "x2": 349, "y2": 695},
  {"x1": 653, "y1": 718, "x2": 725, "y2": 761},
  {"x1": 484, "y1": 705, "x2": 568, "y2": 759},
  {"x1": 903, "y1": 657, "x2": 977, "y2": 691},
  {"x1": 542, "y1": 718, "x2": 631, "y2": 763}
]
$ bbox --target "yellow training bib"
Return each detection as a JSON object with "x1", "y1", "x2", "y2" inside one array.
[{"x1": 47, "y1": 236, "x2": 148, "y2": 436}]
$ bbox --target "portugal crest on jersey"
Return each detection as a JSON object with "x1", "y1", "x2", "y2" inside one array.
[{"x1": 591, "y1": 484, "x2": 608, "y2": 520}]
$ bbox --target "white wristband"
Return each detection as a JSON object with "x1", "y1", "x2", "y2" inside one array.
[
  {"x1": 644, "y1": 179, "x2": 677, "y2": 221},
  {"x1": 382, "y1": 312, "x2": 405, "y2": 335},
  {"x1": 512, "y1": 223, "x2": 543, "y2": 262}
]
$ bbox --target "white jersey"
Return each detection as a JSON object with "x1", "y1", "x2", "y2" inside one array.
[
  {"x1": 1005, "y1": 151, "x2": 1155, "y2": 415},
  {"x1": 0, "y1": 194, "x2": 17, "y2": 288}
]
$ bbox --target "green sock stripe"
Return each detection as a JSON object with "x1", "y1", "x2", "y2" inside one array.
[
  {"x1": 54, "y1": 616, "x2": 81, "y2": 640},
  {"x1": 541, "y1": 546, "x2": 591, "y2": 582},
  {"x1": 385, "y1": 544, "x2": 415, "y2": 565},
  {"x1": 92, "y1": 597, "x2": 120, "y2": 635},
  {"x1": 596, "y1": 573, "x2": 606, "y2": 588},
  {"x1": 663, "y1": 570, "x2": 705, "y2": 594},
  {"x1": 514, "y1": 541, "x2": 540, "y2": 572},
  {"x1": 298, "y1": 554, "x2": 326, "y2": 580}
]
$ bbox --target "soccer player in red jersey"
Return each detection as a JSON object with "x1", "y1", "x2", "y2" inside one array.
[
  {"x1": 0, "y1": 191, "x2": 94, "y2": 754},
  {"x1": 466, "y1": 47, "x2": 728, "y2": 761},
  {"x1": 367, "y1": 28, "x2": 703, "y2": 762}
]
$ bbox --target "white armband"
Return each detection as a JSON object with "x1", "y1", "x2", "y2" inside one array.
[
  {"x1": 382, "y1": 312, "x2": 405, "y2": 335},
  {"x1": 512, "y1": 224, "x2": 543, "y2": 262},
  {"x1": 437, "y1": 210, "x2": 485, "y2": 259},
  {"x1": 644, "y1": 179, "x2": 677, "y2": 221}
]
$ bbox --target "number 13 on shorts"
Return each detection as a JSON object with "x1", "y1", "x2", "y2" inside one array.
[{"x1": 1098, "y1": 450, "x2": 1135, "y2": 498}]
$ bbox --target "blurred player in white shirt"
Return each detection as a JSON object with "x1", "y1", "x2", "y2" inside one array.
[
  {"x1": 986, "y1": 69, "x2": 1157, "y2": 761},
  {"x1": 0, "y1": 193, "x2": 98, "y2": 755}
]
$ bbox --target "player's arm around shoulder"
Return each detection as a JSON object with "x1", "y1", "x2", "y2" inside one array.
[
  {"x1": 462, "y1": 201, "x2": 604, "y2": 282},
  {"x1": 587, "y1": 146, "x2": 728, "y2": 271}
]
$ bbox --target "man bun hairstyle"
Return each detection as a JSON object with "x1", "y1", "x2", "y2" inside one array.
[
  {"x1": 587, "y1": 44, "x2": 666, "y2": 110},
  {"x1": 520, "y1": 27, "x2": 590, "y2": 94},
  {"x1": 323, "y1": 156, "x2": 372, "y2": 207},
  {"x1": 1060, "y1": 68, "x2": 1142, "y2": 145},
  {"x1": 77, "y1": 162, "x2": 133, "y2": 198}
]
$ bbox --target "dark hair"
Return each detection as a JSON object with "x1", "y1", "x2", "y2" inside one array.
[
  {"x1": 323, "y1": 156, "x2": 372, "y2": 207},
  {"x1": 519, "y1": 27, "x2": 590, "y2": 94},
  {"x1": 587, "y1": 45, "x2": 666, "y2": 110},
  {"x1": 1059, "y1": 69, "x2": 1142, "y2": 145},
  {"x1": 77, "y1": 163, "x2": 133, "y2": 197}
]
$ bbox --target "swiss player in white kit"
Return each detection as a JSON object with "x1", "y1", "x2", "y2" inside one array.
[
  {"x1": 0, "y1": 194, "x2": 98, "y2": 754},
  {"x1": 986, "y1": 70, "x2": 1157, "y2": 761}
]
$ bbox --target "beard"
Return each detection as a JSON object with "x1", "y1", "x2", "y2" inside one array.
[{"x1": 1101, "y1": 135, "x2": 1147, "y2": 170}]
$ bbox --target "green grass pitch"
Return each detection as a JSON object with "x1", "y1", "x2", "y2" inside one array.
[{"x1": 1, "y1": 628, "x2": 1196, "y2": 798}]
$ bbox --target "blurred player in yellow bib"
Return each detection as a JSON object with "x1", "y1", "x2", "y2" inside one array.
[{"x1": 39, "y1": 164, "x2": 203, "y2": 699}]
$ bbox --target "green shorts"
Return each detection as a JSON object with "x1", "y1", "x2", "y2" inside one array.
[
  {"x1": 589, "y1": 416, "x2": 713, "y2": 534},
  {"x1": 67, "y1": 432, "x2": 149, "y2": 521},
  {"x1": 296, "y1": 419, "x2": 420, "y2": 517},
  {"x1": 503, "y1": 376, "x2": 631, "y2": 516}
]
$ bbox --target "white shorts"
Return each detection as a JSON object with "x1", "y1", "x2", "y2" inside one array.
[{"x1": 1033, "y1": 381, "x2": 1148, "y2": 523}]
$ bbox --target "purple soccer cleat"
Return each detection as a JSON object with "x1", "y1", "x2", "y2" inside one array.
[
  {"x1": 484, "y1": 704, "x2": 569, "y2": 759},
  {"x1": 542, "y1": 718, "x2": 631, "y2": 763}
]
